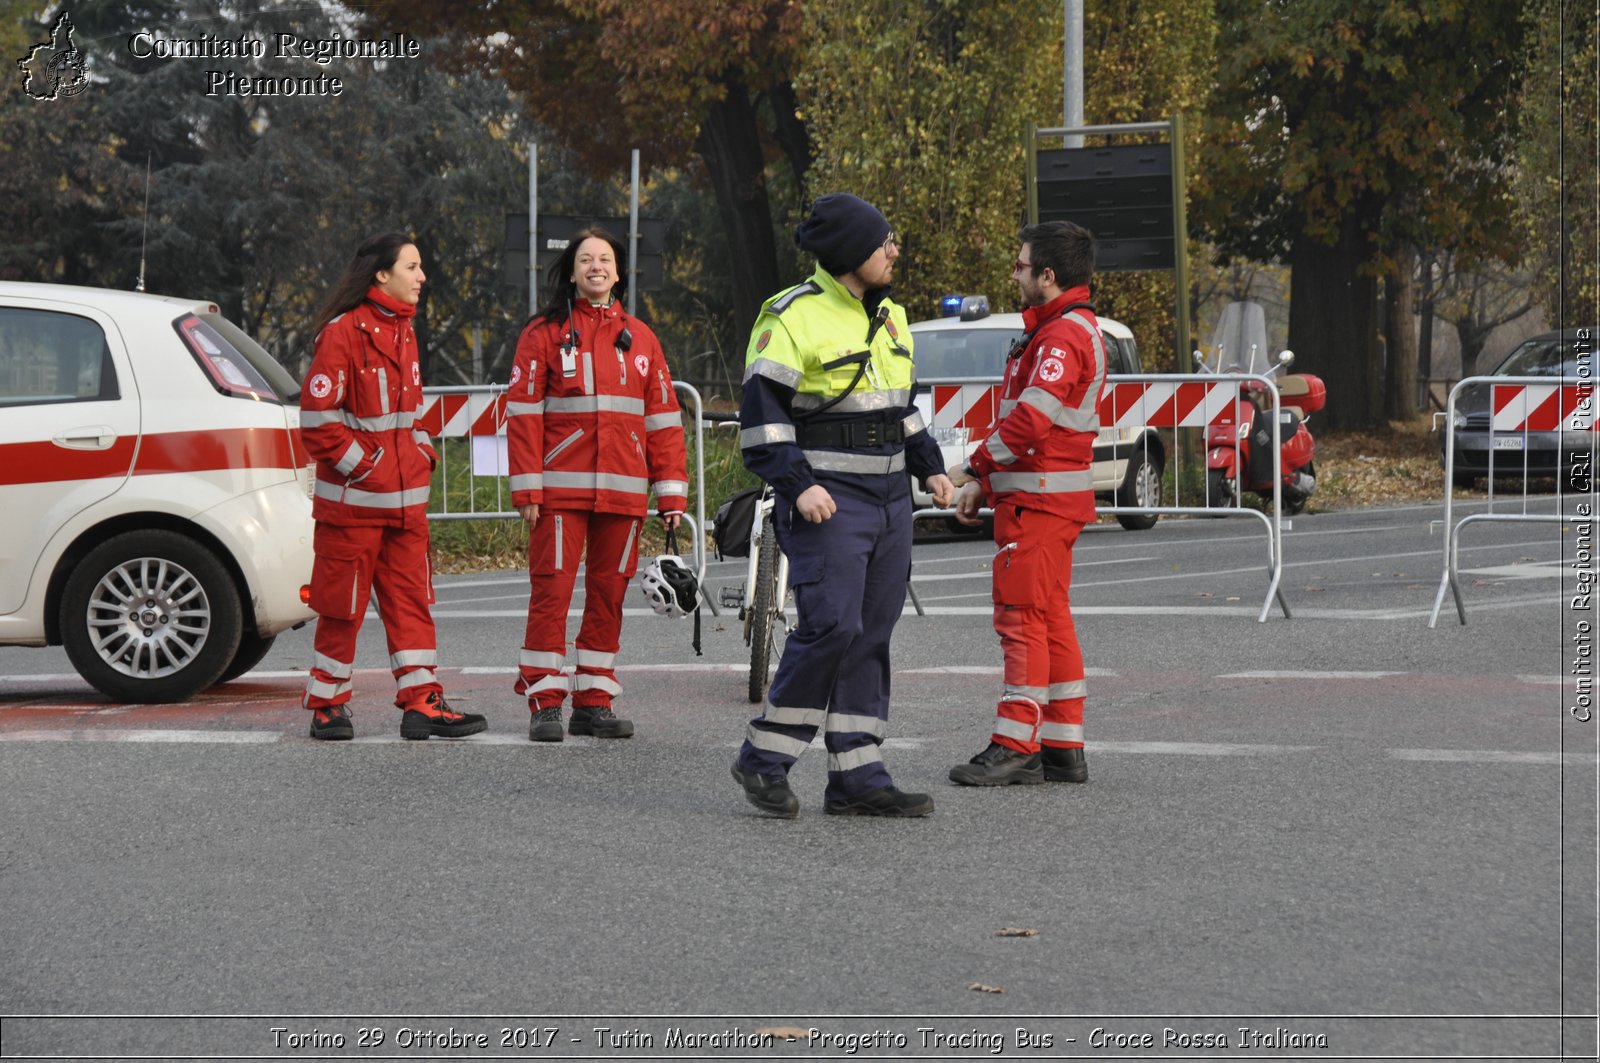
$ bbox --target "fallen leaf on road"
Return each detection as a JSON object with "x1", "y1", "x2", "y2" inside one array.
[
  {"x1": 968, "y1": 982, "x2": 1004, "y2": 993},
  {"x1": 995, "y1": 927, "x2": 1038, "y2": 937}
]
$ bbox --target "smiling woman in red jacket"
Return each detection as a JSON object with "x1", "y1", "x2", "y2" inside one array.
[
  {"x1": 298, "y1": 231, "x2": 486, "y2": 742},
  {"x1": 506, "y1": 227, "x2": 689, "y2": 742}
]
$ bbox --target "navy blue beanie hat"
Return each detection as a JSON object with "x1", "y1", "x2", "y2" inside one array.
[{"x1": 794, "y1": 193, "x2": 891, "y2": 276}]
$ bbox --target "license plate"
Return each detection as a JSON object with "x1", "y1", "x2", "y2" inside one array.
[{"x1": 1492, "y1": 436, "x2": 1525, "y2": 450}]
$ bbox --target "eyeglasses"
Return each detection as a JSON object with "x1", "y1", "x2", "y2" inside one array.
[
  {"x1": 882, "y1": 232, "x2": 899, "y2": 255},
  {"x1": 1014, "y1": 259, "x2": 1051, "y2": 275}
]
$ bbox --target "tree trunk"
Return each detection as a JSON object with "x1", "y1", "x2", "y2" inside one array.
[
  {"x1": 695, "y1": 83, "x2": 782, "y2": 355},
  {"x1": 1417, "y1": 250, "x2": 1436, "y2": 408},
  {"x1": 1383, "y1": 245, "x2": 1419, "y2": 420},
  {"x1": 1288, "y1": 211, "x2": 1381, "y2": 430}
]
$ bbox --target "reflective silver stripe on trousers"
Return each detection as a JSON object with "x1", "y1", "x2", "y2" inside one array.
[
  {"x1": 763, "y1": 704, "x2": 826, "y2": 728},
  {"x1": 828, "y1": 745, "x2": 884, "y2": 773},
  {"x1": 544, "y1": 394, "x2": 645, "y2": 415},
  {"x1": 313, "y1": 652, "x2": 352, "y2": 679},
  {"x1": 824, "y1": 713, "x2": 888, "y2": 740},
  {"x1": 618, "y1": 521, "x2": 638, "y2": 573},
  {"x1": 746, "y1": 724, "x2": 811, "y2": 759},
  {"x1": 791, "y1": 389, "x2": 910, "y2": 413},
  {"x1": 994, "y1": 716, "x2": 1039, "y2": 742},
  {"x1": 526, "y1": 674, "x2": 569, "y2": 695},
  {"x1": 315, "y1": 481, "x2": 431, "y2": 509},
  {"x1": 509, "y1": 473, "x2": 542, "y2": 491},
  {"x1": 575, "y1": 649, "x2": 615, "y2": 669},
  {"x1": 305, "y1": 678, "x2": 351, "y2": 701},
  {"x1": 544, "y1": 471, "x2": 650, "y2": 493},
  {"x1": 507, "y1": 400, "x2": 545, "y2": 417},
  {"x1": 802, "y1": 450, "x2": 906, "y2": 475},
  {"x1": 741, "y1": 423, "x2": 796, "y2": 448},
  {"x1": 643, "y1": 412, "x2": 680, "y2": 432},
  {"x1": 1003, "y1": 686, "x2": 1049, "y2": 705},
  {"x1": 396, "y1": 668, "x2": 437, "y2": 691},
  {"x1": 1049, "y1": 680, "x2": 1087, "y2": 701},
  {"x1": 745, "y1": 357, "x2": 804, "y2": 389},
  {"x1": 333, "y1": 442, "x2": 364, "y2": 476},
  {"x1": 554, "y1": 514, "x2": 564, "y2": 570},
  {"x1": 988, "y1": 469, "x2": 1093, "y2": 494},
  {"x1": 544, "y1": 429, "x2": 584, "y2": 463},
  {"x1": 1039, "y1": 722, "x2": 1085, "y2": 743},
  {"x1": 572, "y1": 674, "x2": 622, "y2": 696},
  {"x1": 652, "y1": 480, "x2": 688, "y2": 498},
  {"x1": 521, "y1": 649, "x2": 565, "y2": 670},
  {"x1": 390, "y1": 650, "x2": 437, "y2": 669},
  {"x1": 901, "y1": 410, "x2": 927, "y2": 436}
]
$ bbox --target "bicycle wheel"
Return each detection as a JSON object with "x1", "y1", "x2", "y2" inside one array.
[{"x1": 747, "y1": 520, "x2": 778, "y2": 704}]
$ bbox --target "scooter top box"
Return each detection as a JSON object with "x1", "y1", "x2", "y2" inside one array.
[{"x1": 1279, "y1": 373, "x2": 1327, "y2": 415}]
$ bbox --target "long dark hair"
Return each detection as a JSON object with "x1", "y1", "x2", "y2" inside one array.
[
  {"x1": 532, "y1": 226, "x2": 627, "y2": 326},
  {"x1": 310, "y1": 231, "x2": 416, "y2": 338}
]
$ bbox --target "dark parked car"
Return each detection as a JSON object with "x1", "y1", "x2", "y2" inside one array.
[{"x1": 1445, "y1": 328, "x2": 1597, "y2": 490}]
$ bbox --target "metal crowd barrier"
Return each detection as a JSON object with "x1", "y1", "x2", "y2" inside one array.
[
  {"x1": 417, "y1": 382, "x2": 715, "y2": 613},
  {"x1": 1429, "y1": 374, "x2": 1597, "y2": 627},
  {"x1": 916, "y1": 371, "x2": 1293, "y2": 621}
]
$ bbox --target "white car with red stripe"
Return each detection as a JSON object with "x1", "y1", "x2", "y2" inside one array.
[
  {"x1": 0, "y1": 282, "x2": 315, "y2": 701},
  {"x1": 910, "y1": 302, "x2": 1164, "y2": 530}
]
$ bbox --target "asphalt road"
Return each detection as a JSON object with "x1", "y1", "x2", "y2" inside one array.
[{"x1": 1, "y1": 498, "x2": 1596, "y2": 1061}]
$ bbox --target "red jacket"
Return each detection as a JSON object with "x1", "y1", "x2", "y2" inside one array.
[
  {"x1": 506, "y1": 300, "x2": 688, "y2": 517},
  {"x1": 967, "y1": 286, "x2": 1106, "y2": 522},
  {"x1": 301, "y1": 295, "x2": 437, "y2": 527}
]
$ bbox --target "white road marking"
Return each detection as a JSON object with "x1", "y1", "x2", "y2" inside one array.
[
  {"x1": 1091, "y1": 740, "x2": 1320, "y2": 756},
  {"x1": 0, "y1": 729, "x2": 279, "y2": 743},
  {"x1": 1219, "y1": 670, "x2": 1404, "y2": 679},
  {"x1": 1390, "y1": 749, "x2": 1597, "y2": 765}
]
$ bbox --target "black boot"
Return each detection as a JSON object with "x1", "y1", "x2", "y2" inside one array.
[
  {"x1": 528, "y1": 706, "x2": 563, "y2": 742},
  {"x1": 732, "y1": 762, "x2": 799, "y2": 818},
  {"x1": 1041, "y1": 745, "x2": 1088, "y2": 783},
  {"x1": 949, "y1": 741, "x2": 1044, "y2": 786},
  {"x1": 399, "y1": 692, "x2": 487, "y2": 740},
  {"x1": 823, "y1": 787, "x2": 934, "y2": 817},
  {"x1": 308, "y1": 704, "x2": 353, "y2": 741},
  {"x1": 569, "y1": 704, "x2": 634, "y2": 738}
]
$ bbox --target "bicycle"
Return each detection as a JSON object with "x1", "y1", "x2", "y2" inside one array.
[{"x1": 718, "y1": 484, "x2": 791, "y2": 703}]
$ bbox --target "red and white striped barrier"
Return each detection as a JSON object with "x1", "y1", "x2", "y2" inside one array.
[
  {"x1": 416, "y1": 392, "x2": 507, "y2": 437},
  {"x1": 1490, "y1": 384, "x2": 1597, "y2": 432},
  {"x1": 931, "y1": 380, "x2": 1241, "y2": 434}
]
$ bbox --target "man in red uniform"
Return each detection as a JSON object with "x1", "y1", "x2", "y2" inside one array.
[
  {"x1": 948, "y1": 220, "x2": 1104, "y2": 785},
  {"x1": 300, "y1": 233, "x2": 485, "y2": 741},
  {"x1": 506, "y1": 229, "x2": 689, "y2": 741}
]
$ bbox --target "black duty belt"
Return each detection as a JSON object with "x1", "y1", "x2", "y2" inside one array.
[{"x1": 795, "y1": 419, "x2": 905, "y2": 449}]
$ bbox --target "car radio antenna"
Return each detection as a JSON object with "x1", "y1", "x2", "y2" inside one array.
[{"x1": 135, "y1": 151, "x2": 151, "y2": 292}]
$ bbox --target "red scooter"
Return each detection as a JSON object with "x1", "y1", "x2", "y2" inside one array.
[{"x1": 1197, "y1": 304, "x2": 1326, "y2": 516}]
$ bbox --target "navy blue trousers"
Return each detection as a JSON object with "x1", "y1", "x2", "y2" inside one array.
[{"x1": 736, "y1": 488, "x2": 913, "y2": 798}]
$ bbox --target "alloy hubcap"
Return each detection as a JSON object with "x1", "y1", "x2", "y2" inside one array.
[{"x1": 86, "y1": 557, "x2": 212, "y2": 679}]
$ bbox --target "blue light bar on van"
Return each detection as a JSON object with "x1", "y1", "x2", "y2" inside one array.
[{"x1": 938, "y1": 294, "x2": 990, "y2": 322}]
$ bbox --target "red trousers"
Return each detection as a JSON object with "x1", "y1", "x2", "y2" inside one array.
[
  {"x1": 517, "y1": 509, "x2": 641, "y2": 710},
  {"x1": 988, "y1": 505, "x2": 1086, "y2": 754},
  {"x1": 303, "y1": 520, "x2": 440, "y2": 711}
]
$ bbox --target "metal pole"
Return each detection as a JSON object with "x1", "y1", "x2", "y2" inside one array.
[
  {"x1": 1064, "y1": 0, "x2": 1084, "y2": 148},
  {"x1": 628, "y1": 149, "x2": 640, "y2": 318},
  {"x1": 1170, "y1": 113, "x2": 1191, "y2": 369},
  {"x1": 528, "y1": 142, "x2": 538, "y2": 316}
]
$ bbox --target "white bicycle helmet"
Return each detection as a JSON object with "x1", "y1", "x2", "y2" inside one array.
[{"x1": 639, "y1": 553, "x2": 699, "y2": 619}]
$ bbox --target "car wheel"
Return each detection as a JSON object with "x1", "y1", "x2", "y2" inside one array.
[
  {"x1": 217, "y1": 632, "x2": 277, "y2": 684},
  {"x1": 1114, "y1": 448, "x2": 1164, "y2": 530},
  {"x1": 60, "y1": 530, "x2": 244, "y2": 703}
]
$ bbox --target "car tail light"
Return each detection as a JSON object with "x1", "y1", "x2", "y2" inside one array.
[{"x1": 299, "y1": 585, "x2": 312, "y2": 604}]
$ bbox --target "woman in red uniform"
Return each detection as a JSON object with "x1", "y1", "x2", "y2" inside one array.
[
  {"x1": 299, "y1": 231, "x2": 486, "y2": 741},
  {"x1": 506, "y1": 228, "x2": 689, "y2": 741}
]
